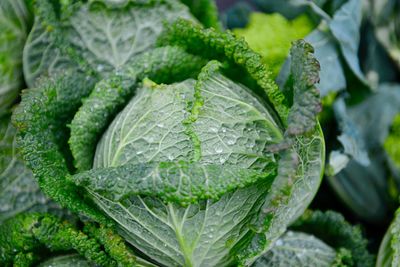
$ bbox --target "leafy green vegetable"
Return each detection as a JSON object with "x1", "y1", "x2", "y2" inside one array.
[
  {"x1": 0, "y1": 0, "x2": 337, "y2": 265},
  {"x1": 10, "y1": 11, "x2": 325, "y2": 266},
  {"x1": 0, "y1": 0, "x2": 31, "y2": 115}
]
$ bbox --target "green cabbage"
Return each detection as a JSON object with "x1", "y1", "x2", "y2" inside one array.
[{"x1": 1, "y1": 1, "x2": 328, "y2": 266}]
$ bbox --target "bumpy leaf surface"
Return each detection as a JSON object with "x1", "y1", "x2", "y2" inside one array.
[
  {"x1": 80, "y1": 62, "x2": 283, "y2": 267},
  {"x1": 0, "y1": 115, "x2": 60, "y2": 223}
]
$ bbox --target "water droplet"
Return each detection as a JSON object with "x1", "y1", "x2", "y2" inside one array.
[
  {"x1": 136, "y1": 151, "x2": 143, "y2": 155},
  {"x1": 157, "y1": 123, "x2": 164, "y2": 128},
  {"x1": 219, "y1": 157, "x2": 226, "y2": 164},
  {"x1": 227, "y1": 139, "x2": 235, "y2": 145},
  {"x1": 275, "y1": 239, "x2": 283, "y2": 246},
  {"x1": 215, "y1": 147, "x2": 223, "y2": 153},
  {"x1": 168, "y1": 154, "x2": 174, "y2": 160},
  {"x1": 208, "y1": 234, "x2": 214, "y2": 238},
  {"x1": 180, "y1": 93, "x2": 186, "y2": 99},
  {"x1": 221, "y1": 127, "x2": 227, "y2": 133}
]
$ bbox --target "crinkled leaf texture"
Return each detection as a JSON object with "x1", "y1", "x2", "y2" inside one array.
[
  {"x1": 239, "y1": 125, "x2": 324, "y2": 266},
  {"x1": 252, "y1": 231, "x2": 336, "y2": 267},
  {"x1": 79, "y1": 63, "x2": 282, "y2": 267},
  {"x1": 278, "y1": 0, "x2": 366, "y2": 96},
  {"x1": 23, "y1": 0, "x2": 195, "y2": 87},
  {"x1": 0, "y1": 115, "x2": 61, "y2": 223},
  {"x1": 277, "y1": 28, "x2": 347, "y2": 97},
  {"x1": 70, "y1": 41, "x2": 324, "y2": 266},
  {"x1": 13, "y1": 14, "x2": 324, "y2": 266},
  {"x1": 0, "y1": 0, "x2": 31, "y2": 115}
]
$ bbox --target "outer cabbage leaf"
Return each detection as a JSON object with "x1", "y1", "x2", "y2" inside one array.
[
  {"x1": 23, "y1": 0, "x2": 195, "y2": 87},
  {"x1": 71, "y1": 161, "x2": 276, "y2": 205},
  {"x1": 239, "y1": 124, "x2": 324, "y2": 265},
  {"x1": 0, "y1": 114, "x2": 61, "y2": 223},
  {"x1": 0, "y1": 0, "x2": 31, "y2": 115},
  {"x1": 252, "y1": 231, "x2": 336, "y2": 267}
]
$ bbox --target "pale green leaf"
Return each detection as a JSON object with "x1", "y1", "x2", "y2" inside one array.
[{"x1": 78, "y1": 62, "x2": 283, "y2": 266}]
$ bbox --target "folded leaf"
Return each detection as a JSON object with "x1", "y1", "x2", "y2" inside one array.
[
  {"x1": 286, "y1": 40, "x2": 321, "y2": 136},
  {"x1": 71, "y1": 161, "x2": 275, "y2": 205}
]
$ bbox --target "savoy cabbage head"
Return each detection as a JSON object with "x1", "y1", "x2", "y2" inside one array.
[{"x1": 1, "y1": 0, "x2": 332, "y2": 266}]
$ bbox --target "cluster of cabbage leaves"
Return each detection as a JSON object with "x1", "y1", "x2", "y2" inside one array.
[{"x1": 0, "y1": 0, "x2": 374, "y2": 266}]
